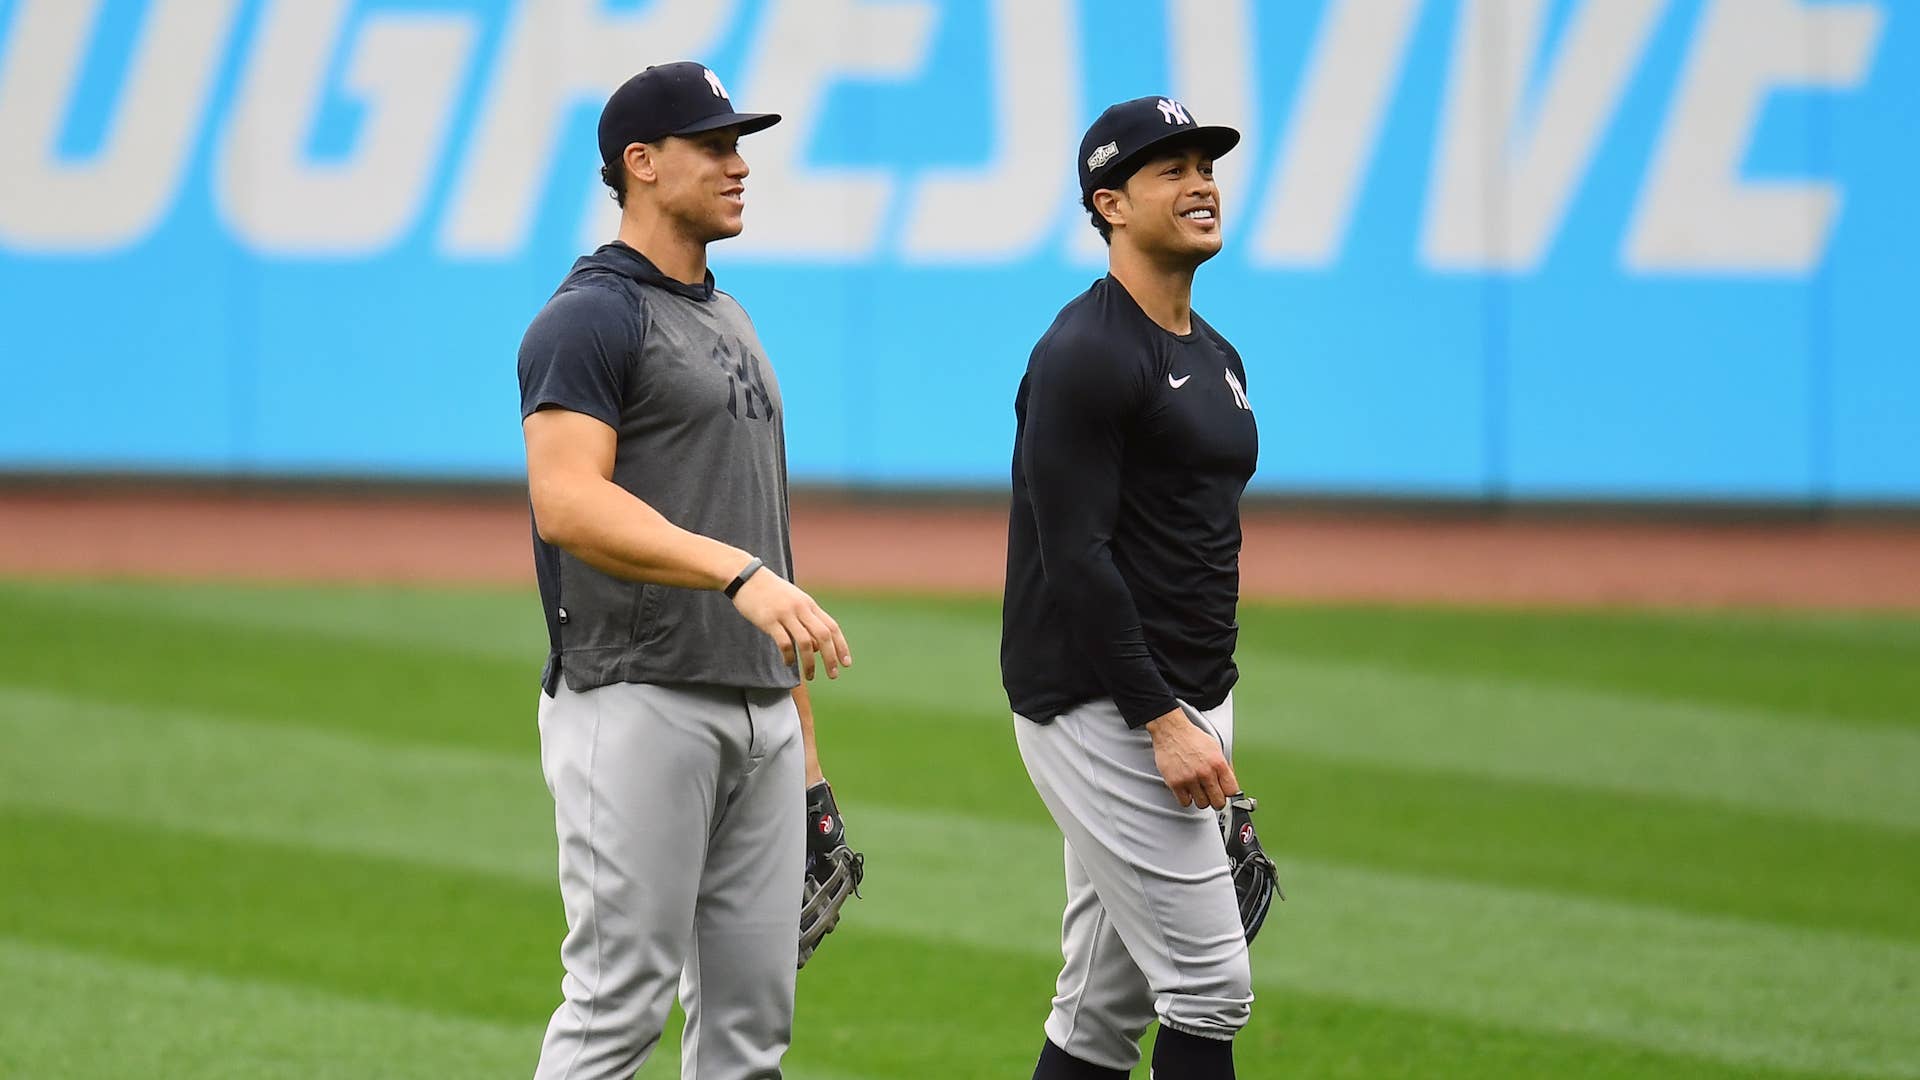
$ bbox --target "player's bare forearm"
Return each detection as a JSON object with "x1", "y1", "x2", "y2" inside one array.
[
  {"x1": 527, "y1": 408, "x2": 850, "y2": 680},
  {"x1": 794, "y1": 682, "x2": 826, "y2": 785},
  {"x1": 526, "y1": 409, "x2": 751, "y2": 589},
  {"x1": 542, "y1": 475, "x2": 746, "y2": 588}
]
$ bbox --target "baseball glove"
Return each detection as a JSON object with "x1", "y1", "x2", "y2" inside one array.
[
  {"x1": 798, "y1": 780, "x2": 864, "y2": 970},
  {"x1": 1219, "y1": 792, "x2": 1282, "y2": 944}
]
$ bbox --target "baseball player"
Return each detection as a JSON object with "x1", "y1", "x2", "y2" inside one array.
[
  {"x1": 517, "y1": 62, "x2": 860, "y2": 1080},
  {"x1": 1002, "y1": 96, "x2": 1260, "y2": 1080}
]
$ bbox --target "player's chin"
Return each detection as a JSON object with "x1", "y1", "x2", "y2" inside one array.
[
  {"x1": 1179, "y1": 232, "x2": 1224, "y2": 264},
  {"x1": 704, "y1": 213, "x2": 746, "y2": 242},
  {"x1": 1171, "y1": 220, "x2": 1223, "y2": 256}
]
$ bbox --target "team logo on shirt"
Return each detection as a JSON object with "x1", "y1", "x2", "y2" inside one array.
[
  {"x1": 712, "y1": 336, "x2": 775, "y2": 422},
  {"x1": 1224, "y1": 368, "x2": 1251, "y2": 411}
]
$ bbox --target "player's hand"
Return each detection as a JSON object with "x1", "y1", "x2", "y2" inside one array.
[
  {"x1": 730, "y1": 570, "x2": 853, "y2": 680},
  {"x1": 1144, "y1": 705, "x2": 1238, "y2": 810}
]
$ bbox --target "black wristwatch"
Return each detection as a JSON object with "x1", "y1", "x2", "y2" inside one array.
[{"x1": 724, "y1": 556, "x2": 764, "y2": 599}]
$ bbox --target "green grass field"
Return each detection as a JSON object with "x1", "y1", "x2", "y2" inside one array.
[{"x1": 1, "y1": 579, "x2": 1917, "y2": 1079}]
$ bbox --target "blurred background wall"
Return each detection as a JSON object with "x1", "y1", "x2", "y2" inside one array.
[{"x1": 0, "y1": 0, "x2": 1913, "y2": 503}]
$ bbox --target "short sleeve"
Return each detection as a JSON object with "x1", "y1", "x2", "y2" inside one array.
[{"x1": 517, "y1": 284, "x2": 644, "y2": 428}]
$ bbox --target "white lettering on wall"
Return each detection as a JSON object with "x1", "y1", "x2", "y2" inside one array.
[
  {"x1": 1626, "y1": 0, "x2": 1882, "y2": 274},
  {"x1": 1423, "y1": 0, "x2": 1668, "y2": 272},
  {"x1": 217, "y1": 0, "x2": 475, "y2": 255},
  {"x1": 0, "y1": 0, "x2": 242, "y2": 252},
  {"x1": 899, "y1": 0, "x2": 1076, "y2": 262},
  {"x1": 1170, "y1": 0, "x2": 1258, "y2": 237},
  {"x1": 725, "y1": 0, "x2": 937, "y2": 261},
  {"x1": 439, "y1": 0, "x2": 735, "y2": 258},
  {"x1": 1251, "y1": 0, "x2": 1422, "y2": 268}
]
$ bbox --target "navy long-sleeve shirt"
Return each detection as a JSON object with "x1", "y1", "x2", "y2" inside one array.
[{"x1": 1001, "y1": 275, "x2": 1259, "y2": 728}]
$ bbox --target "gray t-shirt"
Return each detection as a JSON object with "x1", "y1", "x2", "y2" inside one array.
[{"x1": 518, "y1": 242, "x2": 797, "y2": 695}]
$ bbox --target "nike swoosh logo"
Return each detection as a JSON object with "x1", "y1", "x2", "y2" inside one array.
[{"x1": 1168, "y1": 373, "x2": 1192, "y2": 388}]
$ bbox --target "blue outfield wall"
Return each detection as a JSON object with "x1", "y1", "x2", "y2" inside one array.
[{"x1": 0, "y1": 0, "x2": 1914, "y2": 501}]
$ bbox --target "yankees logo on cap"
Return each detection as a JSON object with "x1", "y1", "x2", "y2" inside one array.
[
  {"x1": 1077, "y1": 95, "x2": 1240, "y2": 198},
  {"x1": 598, "y1": 61, "x2": 781, "y2": 169}
]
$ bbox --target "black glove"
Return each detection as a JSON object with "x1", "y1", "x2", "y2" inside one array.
[
  {"x1": 1219, "y1": 792, "x2": 1282, "y2": 943},
  {"x1": 798, "y1": 780, "x2": 864, "y2": 969}
]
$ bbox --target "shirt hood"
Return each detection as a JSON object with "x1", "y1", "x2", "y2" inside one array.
[{"x1": 575, "y1": 241, "x2": 716, "y2": 301}]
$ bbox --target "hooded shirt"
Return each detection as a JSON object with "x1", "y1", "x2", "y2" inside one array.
[{"x1": 517, "y1": 242, "x2": 797, "y2": 696}]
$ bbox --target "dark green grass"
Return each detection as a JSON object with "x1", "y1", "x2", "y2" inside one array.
[
  {"x1": 0, "y1": 811, "x2": 1859, "y2": 1080},
  {"x1": 1233, "y1": 605, "x2": 1920, "y2": 729},
  {"x1": 1, "y1": 580, "x2": 1916, "y2": 1079}
]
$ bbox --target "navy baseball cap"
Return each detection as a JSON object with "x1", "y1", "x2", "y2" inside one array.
[
  {"x1": 597, "y1": 62, "x2": 780, "y2": 168},
  {"x1": 1079, "y1": 96, "x2": 1240, "y2": 198}
]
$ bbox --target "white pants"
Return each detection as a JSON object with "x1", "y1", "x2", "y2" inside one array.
[
  {"x1": 533, "y1": 681, "x2": 804, "y2": 1080},
  {"x1": 1015, "y1": 695, "x2": 1253, "y2": 1072}
]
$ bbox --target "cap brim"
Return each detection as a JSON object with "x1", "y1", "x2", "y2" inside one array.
[
  {"x1": 671, "y1": 111, "x2": 782, "y2": 138},
  {"x1": 1089, "y1": 124, "x2": 1241, "y2": 192}
]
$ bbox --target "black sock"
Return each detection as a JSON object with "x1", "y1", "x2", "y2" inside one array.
[
  {"x1": 1032, "y1": 1038, "x2": 1129, "y2": 1080},
  {"x1": 1149, "y1": 1025, "x2": 1236, "y2": 1079}
]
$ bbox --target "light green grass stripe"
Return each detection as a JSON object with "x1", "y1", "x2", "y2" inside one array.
[
  {"x1": 2, "y1": 580, "x2": 547, "y2": 660},
  {"x1": 742, "y1": 601, "x2": 1920, "y2": 833},
  {"x1": 854, "y1": 812, "x2": 1920, "y2": 1080},
  {"x1": 0, "y1": 936, "x2": 870, "y2": 1080},
  {"x1": 4, "y1": 690, "x2": 1915, "y2": 1078},
  {"x1": 829, "y1": 636, "x2": 1920, "y2": 833},
  {"x1": 1225, "y1": 654, "x2": 1920, "y2": 832},
  {"x1": 0, "y1": 687, "x2": 556, "y2": 881},
  {"x1": 0, "y1": 936, "x2": 539, "y2": 1078},
  {"x1": 26, "y1": 581, "x2": 1917, "y2": 831}
]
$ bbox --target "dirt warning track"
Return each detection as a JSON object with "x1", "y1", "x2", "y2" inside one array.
[{"x1": 1, "y1": 487, "x2": 1916, "y2": 609}]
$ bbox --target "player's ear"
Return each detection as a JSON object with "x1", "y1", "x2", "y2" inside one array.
[
  {"x1": 624, "y1": 142, "x2": 659, "y2": 187},
  {"x1": 1092, "y1": 188, "x2": 1125, "y2": 230}
]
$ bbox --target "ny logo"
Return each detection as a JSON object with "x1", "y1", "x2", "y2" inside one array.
[
  {"x1": 1224, "y1": 368, "x2": 1251, "y2": 411},
  {"x1": 703, "y1": 67, "x2": 728, "y2": 99},
  {"x1": 712, "y1": 337, "x2": 774, "y2": 422},
  {"x1": 1157, "y1": 98, "x2": 1191, "y2": 125}
]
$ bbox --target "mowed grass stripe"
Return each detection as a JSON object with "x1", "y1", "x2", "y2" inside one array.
[
  {"x1": 0, "y1": 687, "x2": 555, "y2": 882},
  {"x1": 6, "y1": 582, "x2": 1916, "y2": 838},
  {"x1": 17, "y1": 577, "x2": 1920, "y2": 729},
  {"x1": 0, "y1": 938, "x2": 873, "y2": 1080},
  {"x1": 10, "y1": 687, "x2": 1920, "y2": 944},
  {"x1": 0, "y1": 579, "x2": 548, "y2": 663},
  {"x1": 0, "y1": 585, "x2": 539, "y2": 754},
  {"x1": 3, "y1": 699, "x2": 1917, "y2": 1078},
  {"x1": 1224, "y1": 653, "x2": 1920, "y2": 832},
  {"x1": 0, "y1": 937, "x2": 543, "y2": 1079},
  {"x1": 854, "y1": 812, "x2": 1920, "y2": 1080},
  {"x1": 0, "y1": 937, "x2": 1836, "y2": 1080},
  {"x1": 828, "y1": 626, "x2": 1920, "y2": 833},
  {"x1": 806, "y1": 926, "x2": 1870, "y2": 1080},
  {"x1": 14, "y1": 579, "x2": 1920, "y2": 739},
  {"x1": 1229, "y1": 605, "x2": 1920, "y2": 731},
  {"x1": 0, "y1": 813, "x2": 1899, "y2": 1080}
]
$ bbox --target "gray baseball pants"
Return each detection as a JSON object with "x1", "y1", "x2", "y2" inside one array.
[
  {"x1": 533, "y1": 680, "x2": 804, "y2": 1080},
  {"x1": 1014, "y1": 695, "x2": 1252, "y2": 1072}
]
